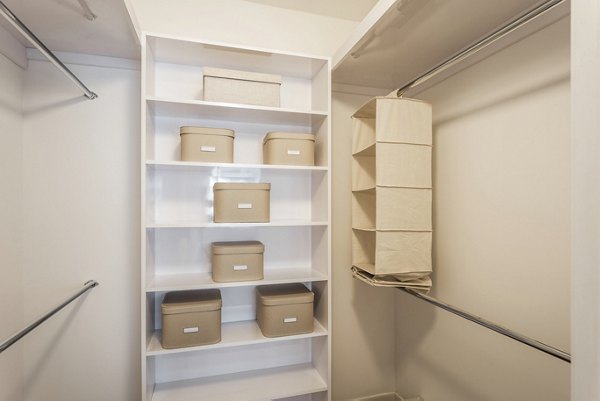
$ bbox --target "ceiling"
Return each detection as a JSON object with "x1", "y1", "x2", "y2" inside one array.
[
  {"x1": 333, "y1": 0, "x2": 566, "y2": 91},
  {"x1": 0, "y1": 0, "x2": 379, "y2": 60},
  {"x1": 0, "y1": 0, "x2": 140, "y2": 59},
  {"x1": 0, "y1": 0, "x2": 562, "y2": 84},
  {"x1": 242, "y1": 0, "x2": 379, "y2": 21}
]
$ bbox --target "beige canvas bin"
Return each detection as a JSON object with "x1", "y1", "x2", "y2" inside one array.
[
  {"x1": 161, "y1": 289, "x2": 222, "y2": 349},
  {"x1": 203, "y1": 67, "x2": 282, "y2": 107},
  {"x1": 180, "y1": 126, "x2": 234, "y2": 163},
  {"x1": 213, "y1": 182, "x2": 271, "y2": 223},
  {"x1": 263, "y1": 132, "x2": 315, "y2": 166},
  {"x1": 256, "y1": 283, "x2": 314, "y2": 338},
  {"x1": 211, "y1": 241, "x2": 265, "y2": 282}
]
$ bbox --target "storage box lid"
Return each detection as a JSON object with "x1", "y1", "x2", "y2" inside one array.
[
  {"x1": 256, "y1": 283, "x2": 314, "y2": 306},
  {"x1": 263, "y1": 132, "x2": 315, "y2": 144},
  {"x1": 180, "y1": 126, "x2": 235, "y2": 138},
  {"x1": 212, "y1": 240, "x2": 265, "y2": 255},
  {"x1": 204, "y1": 67, "x2": 282, "y2": 85},
  {"x1": 213, "y1": 182, "x2": 271, "y2": 191},
  {"x1": 161, "y1": 289, "x2": 222, "y2": 314}
]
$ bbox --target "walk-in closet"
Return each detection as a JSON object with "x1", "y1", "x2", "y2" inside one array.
[{"x1": 0, "y1": 1, "x2": 596, "y2": 401}]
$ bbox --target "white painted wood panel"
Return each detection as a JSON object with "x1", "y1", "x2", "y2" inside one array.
[
  {"x1": 572, "y1": 0, "x2": 600, "y2": 399},
  {"x1": 0, "y1": 50, "x2": 24, "y2": 401}
]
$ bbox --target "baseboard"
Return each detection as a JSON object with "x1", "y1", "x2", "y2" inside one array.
[{"x1": 352, "y1": 393, "x2": 423, "y2": 401}]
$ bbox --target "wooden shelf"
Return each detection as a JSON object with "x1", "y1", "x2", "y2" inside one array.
[
  {"x1": 146, "y1": 160, "x2": 328, "y2": 173},
  {"x1": 146, "y1": 221, "x2": 328, "y2": 229},
  {"x1": 146, "y1": 319, "x2": 328, "y2": 356},
  {"x1": 146, "y1": 268, "x2": 328, "y2": 292},
  {"x1": 150, "y1": 363, "x2": 328, "y2": 401},
  {"x1": 147, "y1": 97, "x2": 327, "y2": 126}
]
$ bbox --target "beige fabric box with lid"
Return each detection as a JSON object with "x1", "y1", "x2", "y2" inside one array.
[
  {"x1": 180, "y1": 126, "x2": 234, "y2": 163},
  {"x1": 211, "y1": 240, "x2": 265, "y2": 282},
  {"x1": 203, "y1": 67, "x2": 282, "y2": 107},
  {"x1": 213, "y1": 182, "x2": 270, "y2": 223},
  {"x1": 161, "y1": 289, "x2": 222, "y2": 349},
  {"x1": 256, "y1": 283, "x2": 314, "y2": 338},
  {"x1": 263, "y1": 132, "x2": 315, "y2": 166}
]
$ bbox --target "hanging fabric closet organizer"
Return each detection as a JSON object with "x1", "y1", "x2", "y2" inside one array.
[{"x1": 351, "y1": 96, "x2": 433, "y2": 292}]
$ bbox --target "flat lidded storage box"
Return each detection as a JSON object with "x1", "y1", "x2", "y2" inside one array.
[
  {"x1": 180, "y1": 126, "x2": 234, "y2": 163},
  {"x1": 263, "y1": 132, "x2": 315, "y2": 166},
  {"x1": 203, "y1": 67, "x2": 282, "y2": 107},
  {"x1": 213, "y1": 182, "x2": 271, "y2": 223},
  {"x1": 256, "y1": 283, "x2": 314, "y2": 338},
  {"x1": 211, "y1": 240, "x2": 265, "y2": 282},
  {"x1": 161, "y1": 289, "x2": 222, "y2": 349}
]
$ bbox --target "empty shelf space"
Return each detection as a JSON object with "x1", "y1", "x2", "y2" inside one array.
[
  {"x1": 146, "y1": 221, "x2": 329, "y2": 229},
  {"x1": 146, "y1": 319, "x2": 328, "y2": 356},
  {"x1": 146, "y1": 268, "x2": 328, "y2": 292},
  {"x1": 150, "y1": 363, "x2": 328, "y2": 401},
  {"x1": 146, "y1": 97, "x2": 328, "y2": 126},
  {"x1": 146, "y1": 160, "x2": 328, "y2": 173},
  {"x1": 146, "y1": 35, "x2": 328, "y2": 79}
]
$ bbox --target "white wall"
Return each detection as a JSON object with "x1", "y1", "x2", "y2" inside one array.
[
  {"x1": 0, "y1": 50, "x2": 24, "y2": 401},
  {"x1": 20, "y1": 56, "x2": 141, "y2": 401},
  {"x1": 332, "y1": 91, "x2": 396, "y2": 401},
  {"x1": 129, "y1": 0, "x2": 358, "y2": 57},
  {"x1": 571, "y1": 0, "x2": 600, "y2": 399},
  {"x1": 394, "y1": 18, "x2": 570, "y2": 401}
]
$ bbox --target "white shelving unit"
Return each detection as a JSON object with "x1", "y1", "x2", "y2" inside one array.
[{"x1": 141, "y1": 33, "x2": 331, "y2": 401}]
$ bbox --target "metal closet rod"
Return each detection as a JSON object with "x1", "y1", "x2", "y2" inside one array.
[
  {"x1": 399, "y1": 287, "x2": 571, "y2": 363},
  {"x1": 391, "y1": 0, "x2": 569, "y2": 363},
  {"x1": 0, "y1": 0, "x2": 98, "y2": 100},
  {"x1": 395, "y1": 0, "x2": 564, "y2": 97},
  {"x1": 0, "y1": 280, "x2": 99, "y2": 354}
]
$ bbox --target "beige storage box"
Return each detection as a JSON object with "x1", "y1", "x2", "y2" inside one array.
[
  {"x1": 213, "y1": 183, "x2": 271, "y2": 223},
  {"x1": 180, "y1": 126, "x2": 234, "y2": 163},
  {"x1": 256, "y1": 283, "x2": 314, "y2": 338},
  {"x1": 211, "y1": 240, "x2": 265, "y2": 282},
  {"x1": 161, "y1": 289, "x2": 222, "y2": 349},
  {"x1": 263, "y1": 132, "x2": 315, "y2": 166},
  {"x1": 203, "y1": 67, "x2": 282, "y2": 107}
]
